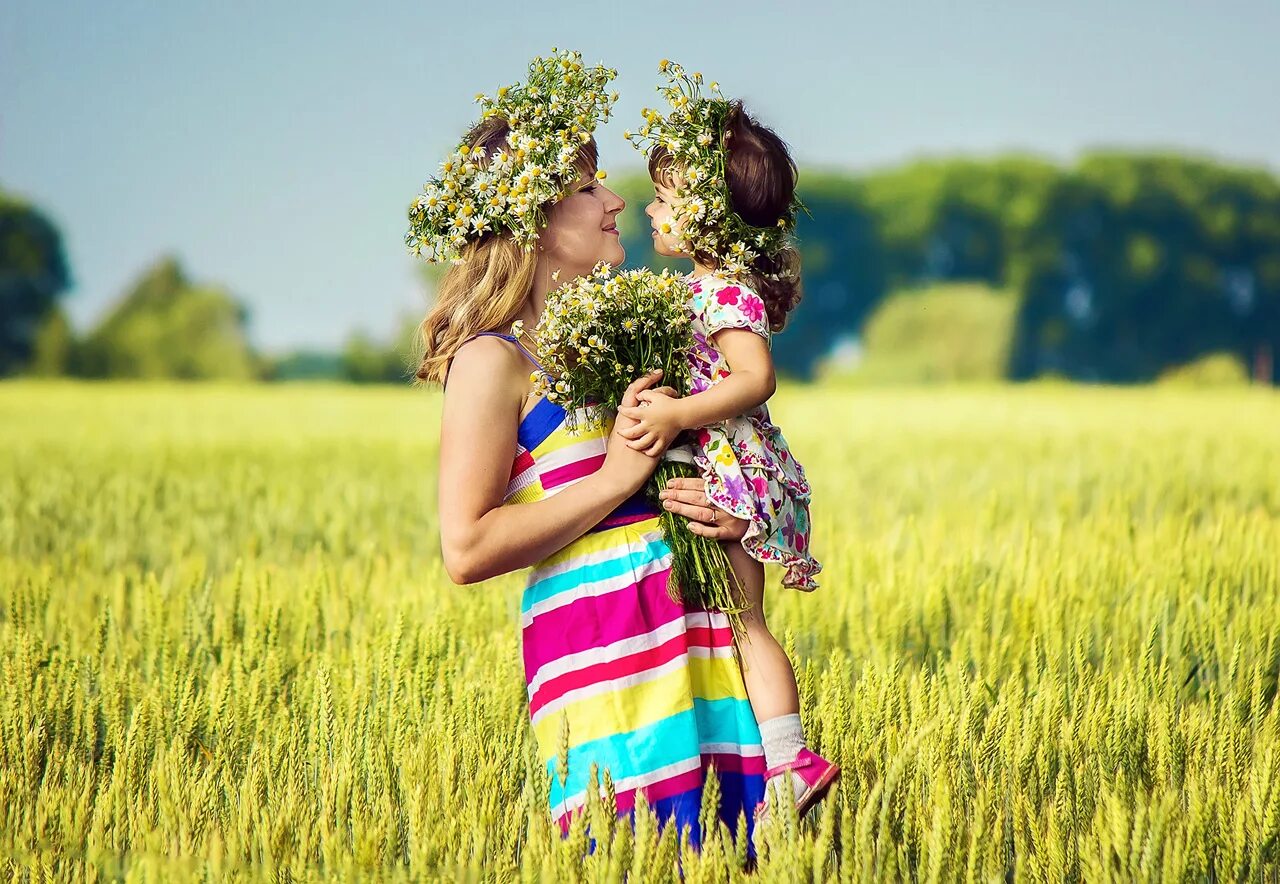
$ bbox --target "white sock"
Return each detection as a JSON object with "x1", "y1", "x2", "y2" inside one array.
[{"x1": 759, "y1": 713, "x2": 807, "y2": 805}]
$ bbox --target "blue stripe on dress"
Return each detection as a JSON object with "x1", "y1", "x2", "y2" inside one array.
[
  {"x1": 518, "y1": 397, "x2": 565, "y2": 453},
  {"x1": 546, "y1": 698, "x2": 760, "y2": 809},
  {"x1": 648, "y1": 769, "x2": 759, "y2": 846},
  {"x1": 523, "y1": 538, "x2": 671, "y2": 613},
  {"x1": 588, "y1": 492, "x2": 656, "y2": 533}
]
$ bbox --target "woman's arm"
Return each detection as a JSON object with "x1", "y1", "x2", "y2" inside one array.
[
  {"x1": 617, "y1": 329, "x2": 776, "y2": 455},
  {"x1": 437, "y1": 337, "x2": 664, "y2": 584}
]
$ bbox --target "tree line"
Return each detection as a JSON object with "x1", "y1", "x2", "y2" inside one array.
[{"x1": 4, "y1": 149, "x2": 1278, "y2": 384}]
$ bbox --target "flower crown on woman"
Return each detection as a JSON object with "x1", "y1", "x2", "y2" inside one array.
[
  {"x1": 626, "y1": 60, "x2": 802, "y2": 280},
  {"x1": 406, "y1": 49, "x2": 619, "y2": 265}
]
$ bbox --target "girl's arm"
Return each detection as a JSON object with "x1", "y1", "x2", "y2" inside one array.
[
  {"x1": 617, "y1": 328, "x2": 776, "y2": 456},
  {"x1": 438, "y1": 337, "x2": 665, "y2": 584}
]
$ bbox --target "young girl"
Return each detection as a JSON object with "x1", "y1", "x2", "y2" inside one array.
[{"x1": 622, "y1": 64, "x2": 838, "y2": 819}]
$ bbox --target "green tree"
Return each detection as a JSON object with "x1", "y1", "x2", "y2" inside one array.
[
  {"x1": 341, "y1": 314, "x2": 421, "y2": 384},
  {"x1": 78, "y1": 257, "x2": 257, "y2": 380},
  {"x1": 859, "y1": 156, "x2": 1058, "y2": 290},
  {"x1": 1, "y1": 189, "x2": 71, "y2": 375},
  {"x1": 1158, "y1": 352, "x2": 1250, "y2": 386},
  {"x1": 838, "y1": 283, "x2": 1016, "y2": 384},
  {"x1": 781, "y1": 172, "x2": 887, "y2": 378},
  {"x1": 265, "y1": 350, "x2": 346, "y2": 382},
  {"x1": 28, "y1": 307, "x2": 75, "y2": 376},
  {"x1": 1008, "y1": 154, "x2": 1280, "y2": 381}
]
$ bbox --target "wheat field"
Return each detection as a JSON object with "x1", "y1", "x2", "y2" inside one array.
[{"x1": 2, "y1": 381, "x2": 1279, "y2": 882}]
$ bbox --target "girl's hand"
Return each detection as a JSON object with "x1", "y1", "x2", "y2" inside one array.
[
  {"x1": 618, "y1": 390, "x2": 687, "y2": 457},
  {"x1": 658, "y1": 477, "x2": 749, "y2": 540},
  {"x1": 600, "y1": 371, "x2": 667, "y2": 495}
]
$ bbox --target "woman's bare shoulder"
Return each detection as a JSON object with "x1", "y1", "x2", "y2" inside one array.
[{"x1": 445, "y1": 334, "x2": 529, "y2": 401}]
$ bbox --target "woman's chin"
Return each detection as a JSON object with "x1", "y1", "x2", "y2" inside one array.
[{"x1": 602, "y1": 242, "x2": 626, "y2": 267}]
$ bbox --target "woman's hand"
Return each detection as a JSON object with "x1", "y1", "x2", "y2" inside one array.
[
  {"x1": 658, "y1": 476, "x2": 749, "y2": 540},
  {"x1": 600, "y1": 370, "x2": 670, "y2": 496}
]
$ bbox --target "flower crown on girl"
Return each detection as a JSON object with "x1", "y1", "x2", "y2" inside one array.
[
  {"x1": 406, "y1": 49, "x2": 619, "y2": 265},
  {"x1": 626, "y1": 60, "x2": 801, "y2": 280}
]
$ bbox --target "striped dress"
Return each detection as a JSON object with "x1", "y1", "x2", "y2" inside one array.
[{"x1": 484, "y1": 333, "x2": 766, "y2": 846}]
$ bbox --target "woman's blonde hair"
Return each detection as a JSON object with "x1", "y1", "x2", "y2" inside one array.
[
  {"x1": 415, "y1": 234, "x2": 538, "y2": 385},
  {"x1": 414, "y1": 116, "x2": 597, "y2": 385}
]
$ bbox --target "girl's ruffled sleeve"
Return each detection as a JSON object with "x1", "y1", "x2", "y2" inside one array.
[{"x1": 700, "y1": 278, "x2": 771, "y2": 340}]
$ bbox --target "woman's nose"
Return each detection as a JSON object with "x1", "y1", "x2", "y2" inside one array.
[{"x1": 606, "y1": 187, "x2": 626, "y2": 214}]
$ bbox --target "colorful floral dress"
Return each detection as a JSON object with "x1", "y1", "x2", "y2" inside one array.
[{"x1": 684, "y1": 274, "x2": 821, "y2": 590}]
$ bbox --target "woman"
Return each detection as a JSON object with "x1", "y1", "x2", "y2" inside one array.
[{"x1": 410, "y1": 53, "x2": 766, "y2": 846}]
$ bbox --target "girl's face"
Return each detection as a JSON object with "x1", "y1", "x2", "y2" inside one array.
[
  {"x1": 644, "y1": 178, "x2": 690, "y2": 259},
  {"x1": 539, "y1": 169, "x2": 626, "y2": 281}
]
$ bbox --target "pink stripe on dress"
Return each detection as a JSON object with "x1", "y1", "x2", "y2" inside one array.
[
  {"x1": 540, "y1": 453, "x2": 607, "y2": 490},
  {"x1": 526, "y1": 622, "x2": 735, "y2": 720},
  {"x1": 530, "y1": 632, "x2": 689, "y2": 717},
  {"x1": 557, "y1": 752, "x2": 760, "y2": 831},
  {"x1": 559, "y1": 767, "x2": 707, "y2": 832},
  {"x1": 509, "y1": 448, "x2": 534, "y2": 482},
  {"x1": 615, "y1": 768, "x2": 706, "y2": 816},
  {"x1": 522, "y1": 570, "x2": 680, "y2": 676},
  {"x1": 702, "y1": 752, "x2": 767, "y2": 776}
]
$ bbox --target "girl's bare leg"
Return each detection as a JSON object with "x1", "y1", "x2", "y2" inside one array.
[
  {"x1": 724, "y1": 542, "x2": 837, "y2": 816},
  {"x1": 724, "y1": 542, "x2": 812, "y2": 809},
  {"x1": 725, "y1": 542, "x2": 800, "y2": 721}
]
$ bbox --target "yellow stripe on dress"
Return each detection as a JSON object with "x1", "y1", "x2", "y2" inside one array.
[
  {"x1": 531, "y1": 655, "x2": 750, "y2": 753},
  {"x1": 530, "y1": 412, "x2": 613, "y2": 458},
  {"x1": 532, "y1": 517, "x2": 663, "y2": 573},
  {"x1": 506, "y1": 481, "x2": 544, "y2": 505}
]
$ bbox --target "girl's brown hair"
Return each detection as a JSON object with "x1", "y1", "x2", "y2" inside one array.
[
  {"x1": 648, "y1": 101, "x2": 802, "y2": 332},
  {"x1": 415, "y1": 117, "x2": 598, "y2": 385}
]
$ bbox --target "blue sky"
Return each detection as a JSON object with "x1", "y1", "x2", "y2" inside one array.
[{"x1": 4, "y1": 0, "x2": 1277, "y2": 350}]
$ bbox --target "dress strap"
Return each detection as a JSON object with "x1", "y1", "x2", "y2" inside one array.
[{"x1": 466, "y1": 331, "x2": 544, "y2": 371}]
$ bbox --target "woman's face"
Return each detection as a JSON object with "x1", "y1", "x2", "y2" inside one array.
[
  {"x1": 644, "y1": 178, "x2": 689, "y2": 259},
  {"x1": 539, "y1": 168, "x2": 626, "y2": 281}
]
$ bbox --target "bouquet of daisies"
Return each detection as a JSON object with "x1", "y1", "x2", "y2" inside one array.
[{"x1": 524, "y1": 264, "x2": 741, "y2": 617}]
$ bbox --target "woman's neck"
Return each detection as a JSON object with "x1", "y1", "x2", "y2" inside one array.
[
  {"x1": 691, "y1": 260, "x2": 720, "y2": 278},
  {"x1": 517, "y1": 288, "x2": 547, "y2": 333},
  {"x1": 519, "y1": 255, "x2": 569, "y2": 333}
]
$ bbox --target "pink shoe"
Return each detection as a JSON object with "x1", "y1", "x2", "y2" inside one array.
[{"x1": 761, "y1": 748, "x2": 841, "y2": 821}]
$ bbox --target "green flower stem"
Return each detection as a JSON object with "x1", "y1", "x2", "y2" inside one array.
[{"x1": 649, "y1": 461, "x2": 746, "y2": 633}]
